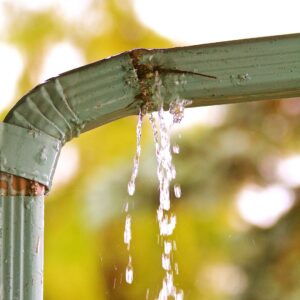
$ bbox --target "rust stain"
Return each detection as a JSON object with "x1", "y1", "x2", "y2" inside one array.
[
  {"x1": 129, "y1": 49, "x2": 216, "y2": 113},
  {"x1": 0, "y1": 172, "x2": 45, "y2": 196},
  {"x1": 130, "y1": 49, "x2": 154, "y2": 112}
]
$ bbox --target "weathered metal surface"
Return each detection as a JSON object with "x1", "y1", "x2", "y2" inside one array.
[
  {"x1": 5, "y1": 34, "x2": 300, "y2": 146},
  {"x1": 0, "y1": 172, "x2": 45, "y2": 196},
  {"x1": 135, "y1": 33, "x2": 300, "y2": 108},
  {"x1": 4, "y1": 52, "x2": 140, "y2": 142},
  {"x1": 0, "y1": 122, "x2": 61, "y2": 189},
  {"x1": 0, "y1": 195, "x2": 44, "y2": 300}
]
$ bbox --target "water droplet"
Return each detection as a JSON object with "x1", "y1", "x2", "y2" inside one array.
[
  {"x1": 124, "y1": 202, "x2": 129, "y2": 212},
  {"x1": 176, "y1": 289, "x2": 184, "y2": 300},
  {"x1": 169, "y1": 98, "x2": 193, "y2": 124},
  {"x1": 126, "y1": 266, "x2": 133, "y2": 284},
  {"x1": 127, "y1": 180, "x2": 135, "y2": 196},
  {"x1": 172, "y1": 144, "x2": 180, "y2": 154},
  {"x1": 164, "y1": 241, "x2": 172, "y2": 255},
  {"x1": 174, "y1": 263, "x2": 179, "y2": 275},
  {"x1": 124, "y1": 215, "x2": 132, "y2": 249},
  {"x1": 174, "y1": 184, "x2": 181, "y2": 198},
  {"x1": 127, "y1": 110, "x2": 143, "y2": 197},
  {"x1": 159, "y1": 214, "x2": 176, "y2": 236},
  {"x1": 162, "y1": 254, "x2": 171, "y2": 270},
  {"x1": 126, "y1": 256, "x2": 134, "y2": 284}
]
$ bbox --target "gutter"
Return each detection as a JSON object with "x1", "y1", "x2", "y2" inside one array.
[{"x1": 0, "y1": 33, "x2": 300, "y2": 299}]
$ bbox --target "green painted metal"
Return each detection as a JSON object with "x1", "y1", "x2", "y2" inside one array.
[
  {"x1": 0, "y1": 195, "x2": 44, "y2": 300},
  {"x1": 139, "y1": 33, "x2": 300, "y2": 108},
  {"x1": 4, "y1": 52, "x2": 140, "y2": 143},
  {"x1": 0, "y1": 33, "x2": 300, "y2": 299},
  {"x1": 0, "y1": 123, "x2": 61, "y2": 189},
  {"x1": 4, "y1": 34, "x2": 300, "y2": 147}
]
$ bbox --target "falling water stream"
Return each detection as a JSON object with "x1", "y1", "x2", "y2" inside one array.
[
  {"x1": 124, "y1": 108, "x2": 143, "y2": 285},
  {"x1": 126, "y1": 72, "x2": 191, "y2": 299}
]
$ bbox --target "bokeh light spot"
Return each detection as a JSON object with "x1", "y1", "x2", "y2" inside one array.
[
  {"x1": 236, "y1": 184, "x2": 295, "y2": 228},
  {"x1": 0, "y1": 43, "x2": 24, "y2": 113}
]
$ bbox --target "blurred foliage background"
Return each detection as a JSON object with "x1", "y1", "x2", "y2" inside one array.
[{"x1": 1, "y1": 1, "x2": 300, "y2": 299}]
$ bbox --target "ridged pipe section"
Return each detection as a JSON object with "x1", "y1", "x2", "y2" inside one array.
[
  {"x1": 4, "y1": 34, "x2": 300, "y2": 147},
  {"x1": 138, "y1": 33, "x2": 300, "y2": 108},
  {"x1": 0, "y1": 196, "x2": 44, "y2": 300},
  {"x1": 0, "y1": 174, "x2": 45, "y2": 300},
  {"x1": 4, "y1": 52, "x2": 140, "y2": 144}
]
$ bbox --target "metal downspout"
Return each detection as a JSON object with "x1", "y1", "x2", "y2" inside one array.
[
  {"x1": 0, "y1": 175, "x2": 45, "y2": 300},
  {"x1": 0, "y1": 33, "x2": 300, "y2": 299}
]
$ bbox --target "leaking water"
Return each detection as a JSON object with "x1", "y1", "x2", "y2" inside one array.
[
  {"x1": 128, "y1": 109, "x2": 143, "y2": 196},
  {"x1": 126, "y1": 71, "x2": 191, "y2": 298},
  {"x1": 172, "y1": 144, "x2": 180, "y2": 154},
  {"x1": 174, "y1": 184, "x2": 181, "y2": 199},
  {"x1": 126, "y1": 256, "x2": 134, "y2": 284},
  {"x1": 124, "y1": 214, "x2": 132, "y2": 250},
  {"x1": 124, "y1": 109, "x2": 143, "y2": 284},
  {"x1": 151, "y1": 73, "x2": 190, "y2": 299}
]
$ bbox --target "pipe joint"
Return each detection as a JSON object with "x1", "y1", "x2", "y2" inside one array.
[{"x1": 0, "y1": 122, "x2": 61, "y2": 191}]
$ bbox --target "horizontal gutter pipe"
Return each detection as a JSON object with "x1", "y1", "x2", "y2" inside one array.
[{"x1": 0, "y1": 33, "x2": 300, "y2": 299}]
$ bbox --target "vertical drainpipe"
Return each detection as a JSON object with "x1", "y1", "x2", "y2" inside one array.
[
  {"x1": 0, "y1": 34, "x2": 299, "y2": 299},
  {"x1": 0, "y1": 174, "x2": 45, "y2": 299},
  {"x1": 0, "y1": 123, "x2": 62, "y2": 300}
]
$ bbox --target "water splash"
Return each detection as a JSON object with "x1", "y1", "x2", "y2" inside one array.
[
  {"x1": 148, "y1": 72, "x2": 190, "y2": 300},
  {"x1": 157, "y1": 273, "x2": 184, "y2": 300},
  {"x1": 169, "y1": 97, "x2": 192, "y2": 124},
  {"x1": 125, "y1": 71, "x2": 191, "y2": 296}
]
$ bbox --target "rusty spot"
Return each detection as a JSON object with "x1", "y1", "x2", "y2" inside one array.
[
  {"x1": 130, "y1": 49, "x2": 153, "y2": 110},
  {"x1": 0, "y1": 172, "x2": 45, "y2": 196},
  {"x1": 129, "y1": 49, "x2": 216, "y2": 112}
]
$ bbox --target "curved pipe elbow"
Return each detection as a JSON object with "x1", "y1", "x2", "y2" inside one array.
[
  {"x1": 1, "y1": 50, "x2": 145, "y2": 190},
  {"x1": 4, "y1": 51, "x2": 142, "y2": 144}
]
